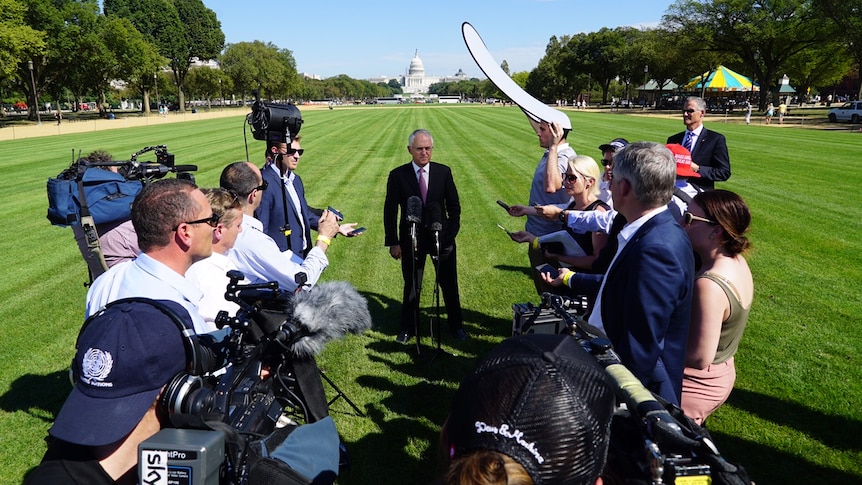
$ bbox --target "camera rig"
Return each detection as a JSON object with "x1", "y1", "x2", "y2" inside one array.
[
  {"x1": 83, "y1": 144, "x2": 197, "y2": 183},
  {"x1": 148, "y1": 272, "x2": 370, "y2": 484},
  {"x1": 527, "y1": 293, "x2": 751, "y2": 485}
]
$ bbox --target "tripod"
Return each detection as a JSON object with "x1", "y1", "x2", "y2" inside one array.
[{"x1": 319, "y1": 369, "x2": 365, "y2": 417}]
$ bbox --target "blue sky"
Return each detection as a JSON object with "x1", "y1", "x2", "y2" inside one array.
[{"x1": 205, "y1": 0, "x2": 673, "y2": 80}]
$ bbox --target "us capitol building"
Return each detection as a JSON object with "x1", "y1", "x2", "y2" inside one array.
[{"x1": 368, "y1": 51, "x2": 468, "y2": 96}]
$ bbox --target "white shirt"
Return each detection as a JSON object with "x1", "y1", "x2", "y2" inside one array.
[
  {"x1": 229, "y1": 214, "x2": 329, "y2": 291},
  {"x1": 587, "y1": 205, "x2": 668, "y2": 335},
  {"x1": 86, "y1": 253, "x2": 208, "y2": 335},
  {"x1": 186, "y1": 252, "x2": 244, "y2": 333}
]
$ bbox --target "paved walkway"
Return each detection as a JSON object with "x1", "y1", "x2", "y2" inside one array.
[{"x1": 0, "y1": 108, "x2": 248, "y2": 142}]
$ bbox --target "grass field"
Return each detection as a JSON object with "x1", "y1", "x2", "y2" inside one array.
[{"x1": 0, "y1": 105, "x2": 860, "y2": 484}]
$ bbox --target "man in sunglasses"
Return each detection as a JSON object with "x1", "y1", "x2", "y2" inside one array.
[
  {"x1": 597, "y1": 138, "x2": 628, "y2": 207},
  {"x1": 258, "y1": 137, "x2": 356, "y2": 257},
  {"x1": 667, "y1": 96, "x2": 731, "y2": 190},
  {"x1": 85, "y1": 178, "x2": 216, "y2": 334}
]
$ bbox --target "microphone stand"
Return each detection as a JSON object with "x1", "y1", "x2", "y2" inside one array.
[
  {"x1": 408, "y1": 218, "x2": 422, "y2": 354},
  {"x1": 428, "y1": 227, "x2": 454, "y2": 364}
]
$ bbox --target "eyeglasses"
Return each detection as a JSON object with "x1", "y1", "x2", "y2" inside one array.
[
  {"x1": 254, "y1": 180, "x2": 268, "y2": 192},
  {"x1": 683, "y1": 211, "x2": 716, "y2": 226},
  {"x1": 412, "y1": 146, "x2": 433, "y2": 151},
  {"x1": 286, "y1": 148, "x2": 304, "y2": 156},
  {"x1": 562, "y1": 172, "x2": 580, "y2": 183},
  {"x1": 682, "y1": 109, "x2": 698, "y2": 114},
  {"x1": 173, "y1": 212, "x2": 221, "y2": 231}
]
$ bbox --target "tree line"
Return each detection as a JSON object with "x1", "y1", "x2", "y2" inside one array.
[{"x1": 1, "y1": 0, "x2": 859, "y2": 121}]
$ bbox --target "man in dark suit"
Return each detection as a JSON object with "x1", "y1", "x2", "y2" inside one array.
[
  {"x1": 587, "y1": 142, "x2": 694, "y2": 405},
  {"x1": 256, "y1": 137, "x2": 320, "y2": 256},
  {"x1": 667, "y1": 96, "x2": 731, "y2": 190},
  {"x1": 384, "y1": 129, "x2": 466, "y2": 343}
]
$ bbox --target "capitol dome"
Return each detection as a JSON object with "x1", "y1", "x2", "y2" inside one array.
[{"x1": 408, "y1": 50, "x2": 425, "y2": 76}]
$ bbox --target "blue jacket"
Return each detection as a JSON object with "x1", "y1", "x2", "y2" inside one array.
[
  {"x1": 595, "y1": 210, "x2": 694, "y2": 405},
  {"x1": 256, "y1": 165, "x2": 319, "y2": 254}
]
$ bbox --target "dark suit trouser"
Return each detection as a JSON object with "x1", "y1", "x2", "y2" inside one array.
[{"x1": 399, "y1": 241, "x2": 463, "y2": 335}]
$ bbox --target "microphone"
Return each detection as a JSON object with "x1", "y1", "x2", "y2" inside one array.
[
  {"x1": 286, "y1": 281, "x2": 373, "y2": 359},
  {"x1": 427, "y1": 202, "x2": 443, "y2": 256},
  {"x1": 427, "y1": 202, "x2": 443, "y2": 232},
  {"x1": 407, "y1": 195, "x2": 423, "y2": 254},
  {"x1": 406, "y1": 195, "x2": 423, "y2": 224}
]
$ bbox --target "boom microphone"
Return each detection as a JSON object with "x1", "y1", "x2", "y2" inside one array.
[
  {"x1": 406, "y1": 196, "x2": 423, "y2": 224},
  {"x1": 286, "y1": 281, "x2": 373, "y2": 359}
]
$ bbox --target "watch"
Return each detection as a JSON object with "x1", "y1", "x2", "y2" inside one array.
[{"x1": 559, "y1": 211, "x2": 567, "y2": 223}]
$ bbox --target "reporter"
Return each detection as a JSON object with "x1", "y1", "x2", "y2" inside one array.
[{"x1": 680, "y1": 190, "x2": 753, "y2": 425}]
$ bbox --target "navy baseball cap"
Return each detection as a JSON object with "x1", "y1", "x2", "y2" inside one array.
[
  {"x1": 50, "y1": 300, "x2": 190, "y2": 447},
  {"x1": 445, "y1": 334, "x2": 616, "y2": 484},
  {"x1": 599, "y1": 138, "x2": 629, "y2": 152}
]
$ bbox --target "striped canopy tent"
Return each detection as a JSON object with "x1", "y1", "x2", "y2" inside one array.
[{"x1": 685, "y1": 65, "x2": 758, "y2": 92}]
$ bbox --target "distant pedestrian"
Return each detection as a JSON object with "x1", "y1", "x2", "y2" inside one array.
[
  {"x1": 744, "y1": 101, "x2": 752, "y2": 125},
  {"x1": 764, "y1": 103, "x2": 774, "y2": 125},
  {"x1": 55, "y1": 111, "x2": 62, "y2": 125}
]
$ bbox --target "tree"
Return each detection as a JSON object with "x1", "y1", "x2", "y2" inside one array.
[
  {"x1": 220, "y1": 41, "x2": 292, "y2": 103},
  {"x1": 663, "y1": 0, "x2": 836, "y2": 109},
  {"x1": 815, "y1": 0, "x2": 862, "y2": 99},
  {"x1": 106, "y1": 0, "x2": 224, "y2": 112},
  {"x1": 0, "y1": 0, "x2": 45, "y2": 95}
]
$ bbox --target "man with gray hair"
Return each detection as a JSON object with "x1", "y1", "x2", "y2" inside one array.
[
  {"x1": 587, "y1": 142, "x2": 695, "y2": 405},
  {"x1": 667, "y1": 96, "x2": 731, "y2": 190}
]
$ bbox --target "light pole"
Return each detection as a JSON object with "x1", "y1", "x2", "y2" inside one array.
[
  {"x1": 27, "y1": 61, "x2": 41, "y2": 124},
  {"x1": 154, "y1": 72, "x2": 159, "y2": 114},
  {"x1": 643, "y1": 64, "x2": 649, "y2": 109},
  {"x1": 219, "y1": 78, "x2": 223, "y2": 108}
]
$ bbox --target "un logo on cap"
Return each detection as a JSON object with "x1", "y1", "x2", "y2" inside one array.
[{"x1": 81, "y1": 348, "x2": 114, "y2": 386}]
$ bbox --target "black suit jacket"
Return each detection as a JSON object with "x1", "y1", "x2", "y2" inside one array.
[
  {"x1": 667, "y1": 127, "x2": 730, "y2": 189},
  {"x1": 383, "y1": 162, "x2": 460, "y2": 250}
]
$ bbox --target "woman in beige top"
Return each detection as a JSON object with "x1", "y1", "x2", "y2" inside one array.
[{"x1": 680, "y1": 190, "x2": 754, "y2": 425}]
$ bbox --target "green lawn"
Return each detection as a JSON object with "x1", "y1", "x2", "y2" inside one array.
[{"x1": 0, "y1": 105, "x2": 860, "y2": 484}]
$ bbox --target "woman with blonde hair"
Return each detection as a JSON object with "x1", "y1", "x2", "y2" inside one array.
[
  {"x1": 508, "y1": 155, "x2": 610, "y2": 272},
  {"x1": 680, "y1": 189, "x2": 753, "y2": 425}
]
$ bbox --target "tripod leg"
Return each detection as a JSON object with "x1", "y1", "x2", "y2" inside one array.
[{"x1": 319, "y1": 369, "x2": 365, "y2": 417}]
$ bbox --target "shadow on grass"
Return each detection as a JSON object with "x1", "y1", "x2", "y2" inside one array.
[
  {"x1": 727, "y1": 388, "x2": 861, "y2": 453},
  {"x1": 0, "y1": 370, "x2": 69, "y2": 422},
  {"x1": 709, "y1": 429, "x2": 861, "y2": 483}
]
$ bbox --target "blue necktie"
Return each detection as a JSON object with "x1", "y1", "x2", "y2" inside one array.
[{"x1": 683, "y1": 131, "x2": 694, "y2": 152}]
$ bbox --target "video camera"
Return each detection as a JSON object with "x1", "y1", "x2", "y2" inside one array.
[
  {"x1": 141, "y1": 272, "x2": 372, "y2": 485},
  {"x1": 519, "y1": 293, "x2": 751, "y2": 485},
  {"x1": 246, "y1": 90, "x2": 303, "y2": 146}
]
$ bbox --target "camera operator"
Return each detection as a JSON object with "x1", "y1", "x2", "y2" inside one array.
[
  {"x1": 85, "y1": 178, "x2": 215, "y2": 334},
  {"x1": 71, "y1": 150, "x2": 140, "y2": 279},
  {"x1": 220, "y1": 161, "x2": 339, "y2": 291},
  {"x1": 24, "y1": 301, "x2": 194, "y2": 485}
]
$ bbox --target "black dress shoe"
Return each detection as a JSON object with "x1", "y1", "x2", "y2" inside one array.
[
  {"x1": 396, "y1": 331, "x2": 412, "y2": 344},
  {"x1": 451, "y1": 328, "x2": 468, "y2": 341}
]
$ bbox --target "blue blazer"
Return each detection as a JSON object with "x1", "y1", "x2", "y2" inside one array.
[
  {"x1": 596, "y1": 210, "x2": 694, "y2": 405},
  {"x1": 255, "y1": 165, "x2": 319, "y2": 254}
]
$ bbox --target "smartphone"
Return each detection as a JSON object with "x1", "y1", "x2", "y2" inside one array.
[
  {"x1": 496, "y1": 200, "x2": 510, "y2": 211},
  {"x1": 496, "y1": 223, "x2": 513, "y2": 236},
  {"x1": 327, "y1": 206, "x2": 344, "y2": 221},
  {"x1": 347, "y1": 227, "x2": 366, "y2": 237},
  {"x1": 535, "y1": 264, "x2": 560, "y2": 279}
]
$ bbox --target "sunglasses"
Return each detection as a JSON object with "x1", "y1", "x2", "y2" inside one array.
[
  {"x1": 682, "y1": 109, "x2": 698, "y2": 114},
  {"x1": 286, "y1": 148, "x2": 304, "y2": 156},
  {"x1": 173, "y1": 212, "x2": 221, "y2": 231},
  {"x1": 683, "y1": 211, "x2": 716, "y2": 225},
  {"x1": 562, "y1": 172, "x2": 580, "y2": 182},
  {"x1": 254, "y1": 180, "x2": 268, "y2": 192}
]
